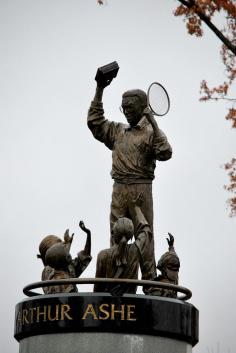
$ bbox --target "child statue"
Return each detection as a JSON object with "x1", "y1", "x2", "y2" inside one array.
[
  {"x1": 154, "y1": 233, "x2": 180, "y2": 298},
  {"x1": 37, "y1": 221, "x2": 92, "y2": 294}
]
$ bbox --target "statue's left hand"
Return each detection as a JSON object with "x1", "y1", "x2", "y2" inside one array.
[
  {"x1": 79, "y1": 220, "x2": 90, "y2": 234},
  {"x1": 143, "y1": 107, "x2": 156, "y2": 122},
  {"x1": 64, "y1": 229, "x2": 74, "y2": 244},
  {"x1": 166, "y1": 233, "x2": 174, "y2": 247}
]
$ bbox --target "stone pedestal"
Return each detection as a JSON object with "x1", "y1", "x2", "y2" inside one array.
[{"x1": 15, "y1": 293, "x2": 198, "y2": 353}]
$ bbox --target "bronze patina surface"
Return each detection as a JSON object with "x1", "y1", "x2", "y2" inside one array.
[
  {"x1": 94, "y1": 195, "x2": 155, "y2": 295},
  {"x1": 154, "y1": 233, "x2": 180, "y2": 298},
  {"x1": 87, "y1": 64, "x2": 172, "y2": 285},
  {"x1": 88, "y1": 84, "x2": 172, "y2": 247},
  {"x1": 37, "y1": 221, "x2": 92, "y2": 294}
]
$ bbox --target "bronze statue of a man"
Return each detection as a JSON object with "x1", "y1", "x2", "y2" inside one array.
[
  {"x1": 37, "y1": 221, "x2": 92, "y2": 294},
  {"x1": 87, "y1": 74, "x2": 172, "y2": 265}
]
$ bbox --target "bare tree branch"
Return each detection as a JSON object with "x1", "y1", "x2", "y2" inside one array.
[{"x1": 177, "y1": 0, "x2": 236, "y2": 55}]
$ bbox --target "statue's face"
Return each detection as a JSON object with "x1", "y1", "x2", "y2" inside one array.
[{"x1": 122, "y1": 96, "x2": 143, "y2": 127}]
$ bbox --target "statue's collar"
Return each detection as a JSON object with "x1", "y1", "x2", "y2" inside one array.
[{"x1": 126, "y1": 116, "x2": 149, "y2": 130}]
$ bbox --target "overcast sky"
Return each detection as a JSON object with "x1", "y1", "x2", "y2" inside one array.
[{"x1": 0, "y1": 1, "x2": 235, "y2": 352}]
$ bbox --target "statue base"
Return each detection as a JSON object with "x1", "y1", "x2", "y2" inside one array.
[
  {"x1": 19, "y1": 332, "x2": 193, "y2": 353},
  {"x1": 15, "y1": 293, "x2": 198, "y2": 353}
]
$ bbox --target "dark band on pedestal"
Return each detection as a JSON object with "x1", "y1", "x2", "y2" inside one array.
[{"x1": 15, "y1": 293, "x2": 198, "y2": 346}]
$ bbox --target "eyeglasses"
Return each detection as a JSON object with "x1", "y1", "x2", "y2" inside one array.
[
  {"x1": 119, "y1": 106, "x2": 124, "y2": 114},
  {"x1": 119, "y1": 106, "x2": 135, "y2": 114}
]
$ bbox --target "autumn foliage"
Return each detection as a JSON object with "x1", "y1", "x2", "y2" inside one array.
[
  {"x1": 174, "y1": 0, "x2": 236, "y2": 216},
  {"x1": 175, "y1": 1, "x2": 236, "y2": 124},
  {"x1": 97, "y1": 0, "x2": 236, "y2": 216},
  {"x1": 225, "y1": 158, "x2": 236, "y2": 217}
]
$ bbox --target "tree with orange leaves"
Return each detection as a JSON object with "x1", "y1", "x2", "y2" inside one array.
[
  {"x1": 97, "y1": 0, "x2": 236, "y2": 216},
  {"x1": 175, "y1": 1, "x2": 236, "y2": 216}
]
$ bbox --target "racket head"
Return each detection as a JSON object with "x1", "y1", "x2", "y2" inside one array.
[{"x1": 147, "y1": 82, "x2": 170, "y2": 116}]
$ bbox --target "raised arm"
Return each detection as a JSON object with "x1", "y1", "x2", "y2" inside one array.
[
  {"x1": 71, "y1": 221, "x2": 92, "y2": 278},
  {"x1": 93, "y1": 85, "x2": 104, "y2": 103},
  {"x1": 128, "y1": 194, "x2": 150, "y2": 237},
  {"x1": 63, "y1": 229, "x2": 74, "y2": 253},
  {"x1": 88, "y1": 83, "x2": 122, "y2": 150},
  {"x1": 166, "y1": 232, "x2": 175, "y2": 252},
  {"x1": 79, "y1": 221, "x2": 91, "y2": 257}
]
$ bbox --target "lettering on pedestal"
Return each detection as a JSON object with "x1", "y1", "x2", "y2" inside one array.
[
  {"x1": 14, "y1": 295, "x2": 199, "y2": 346},
  {"x1": 16, "y1": 303, "x2": 136, "y2": 326},
  {"x1": 82, "y1": 304, "x2": 136, "y2": 321}
]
